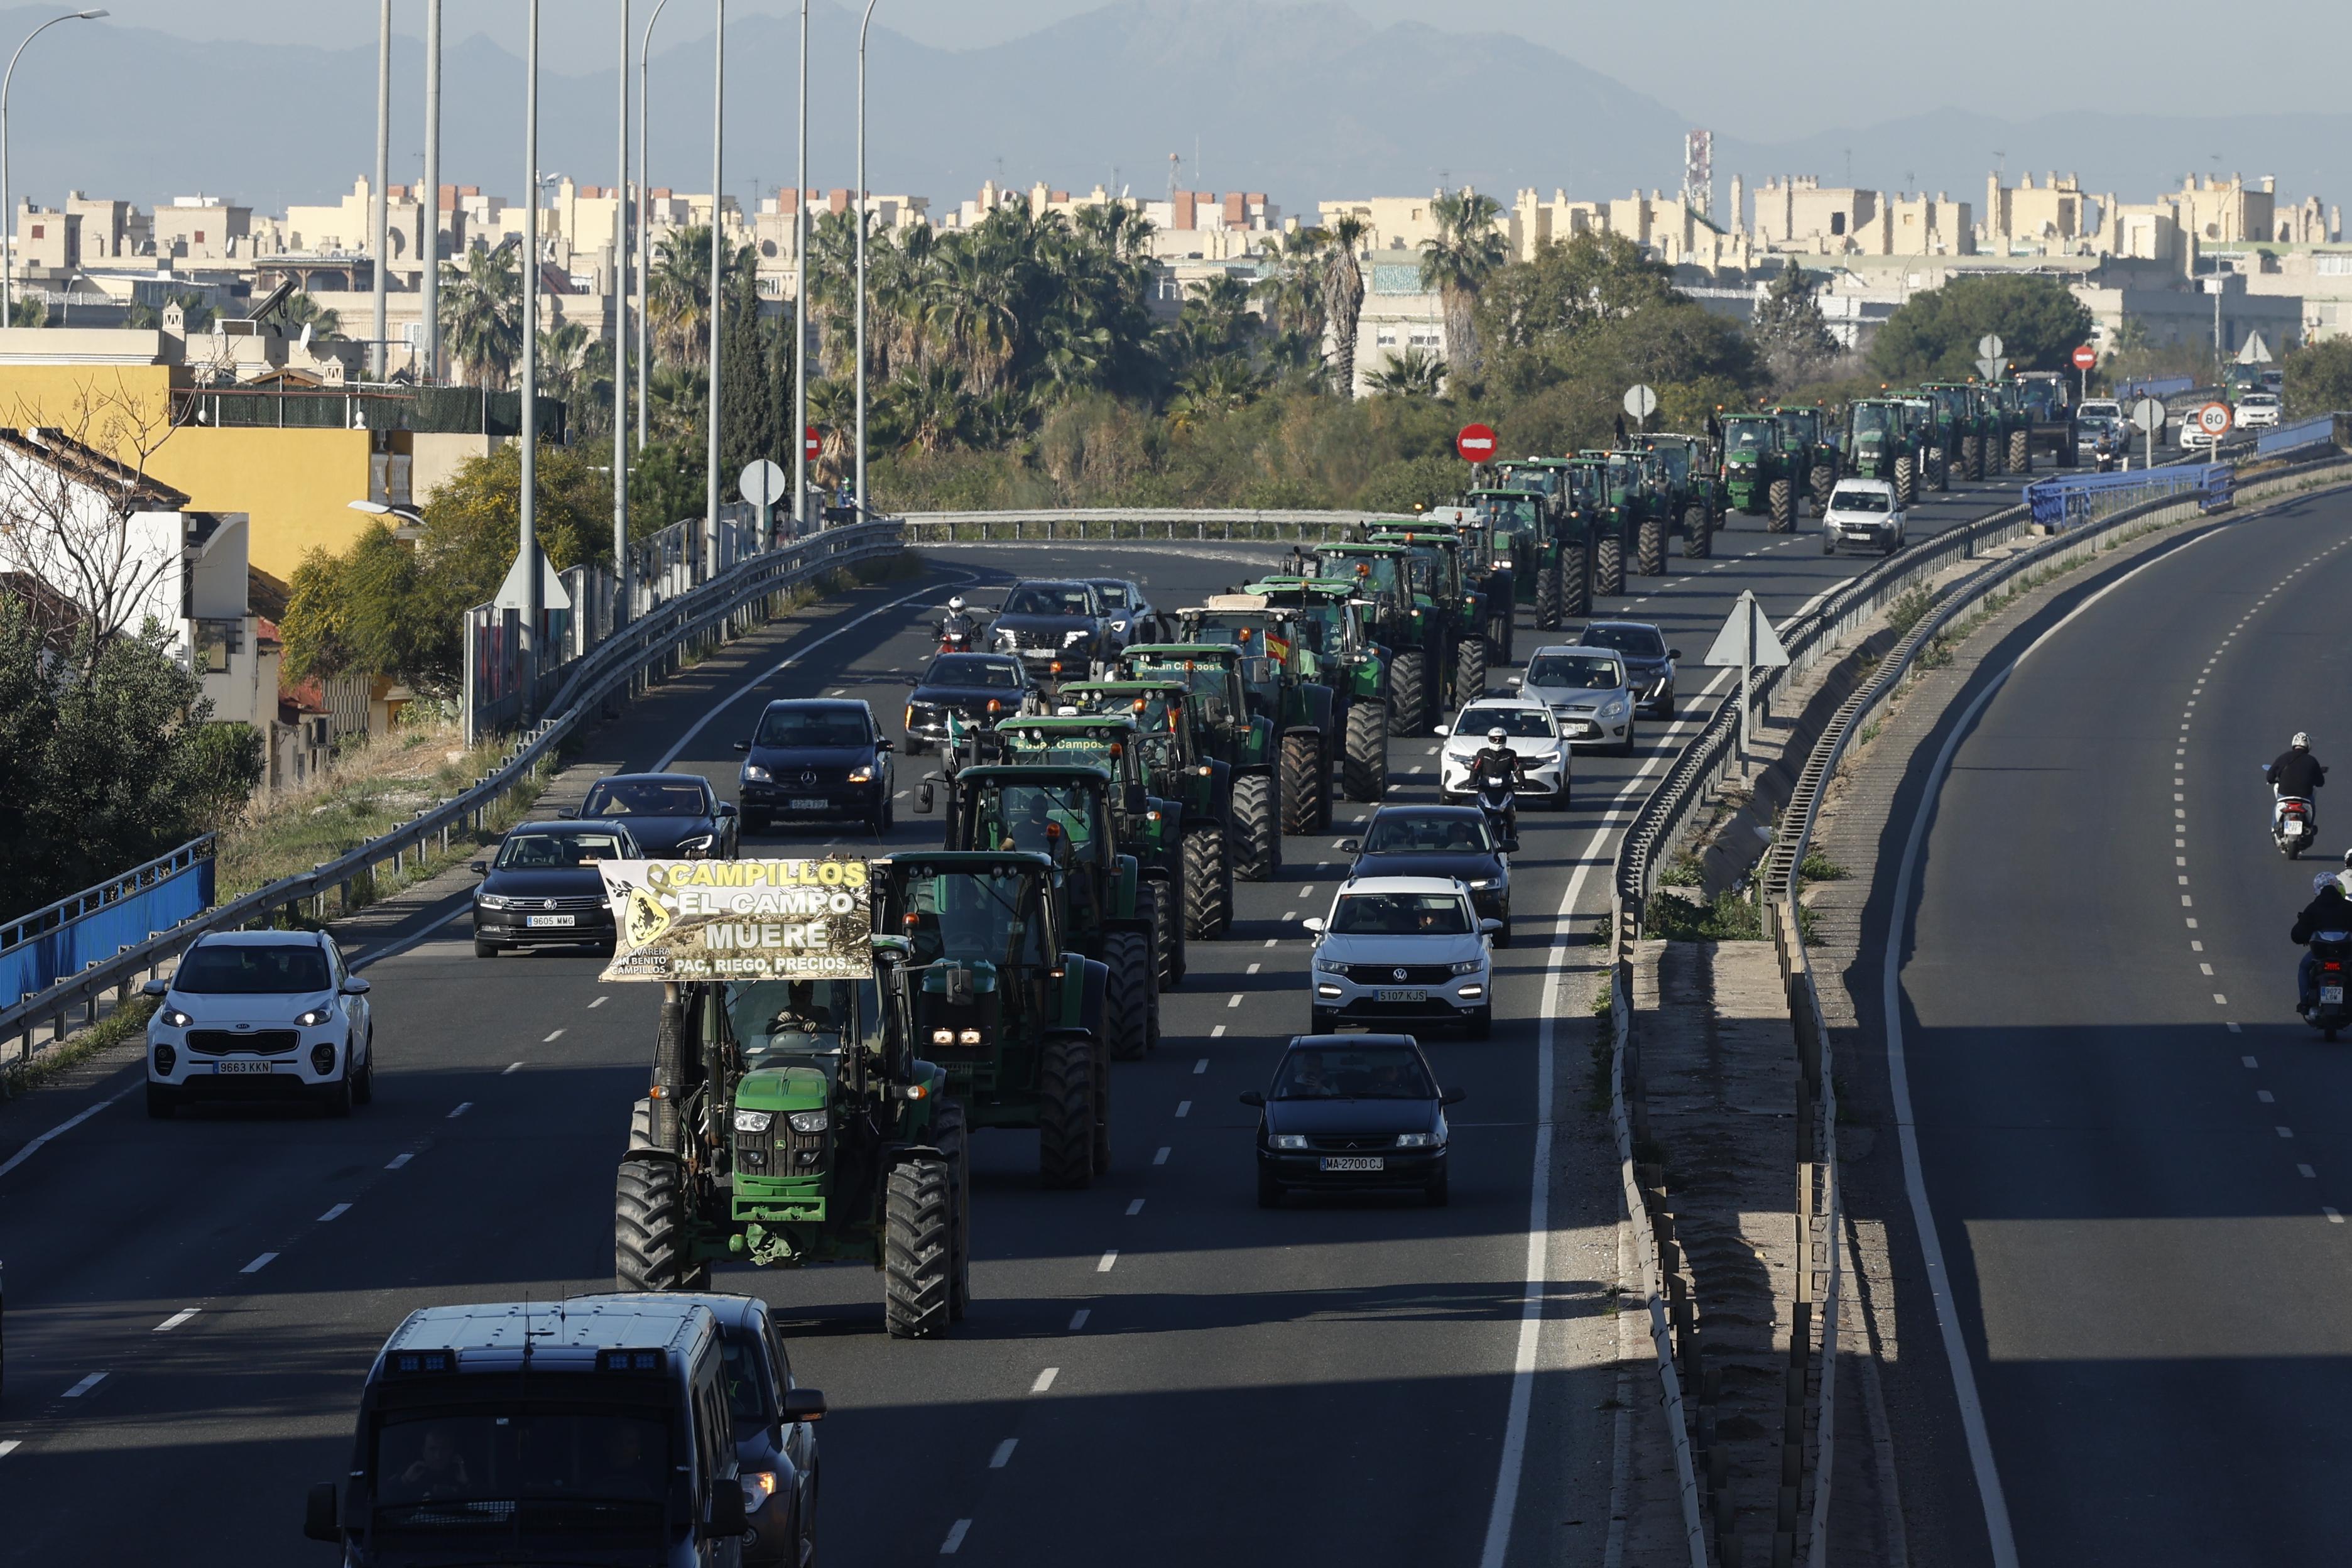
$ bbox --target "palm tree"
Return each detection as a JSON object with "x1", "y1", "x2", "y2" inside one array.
[
  {"x1": 1418, "y1": 189, "x2": 1506, "y2": 384},
  {"x1": 887, "y1": 360, "x2": 972, "y2": 453},
  {"x1": 1166, "y1": 355, "x2": 1268, "y2": 431},
  {"x1": 645, "y1": 226, "x2": 753, "y2": 370},
  {"x1": 1183, "y1": 273, "x2": 1258, "y2": 349},
  {"x1": 1251, "y1": 228, "x2": 1327, "y2": 346},
  {"x1": 438, "y1": 242, "x2": 522, "y2": 389},
  {"x1": 280, "y1": 291, "x2": 345, "y2": 340},
  {"x1": 1363, "y1": 346, "x2": 1447, "y2": 398},
  {"x1": 538, "y1": 320, "x2": 614, "y2": 435},
  {"x1": 1322, "y1": 214, "x2": 1369, "y2": 397}
]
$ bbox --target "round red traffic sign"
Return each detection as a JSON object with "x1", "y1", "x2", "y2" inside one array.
[
  {"x1": 2196, "y1": 402, "x2": 2233, "y2": 437},
  {"x1": 2071, "y1": 344, "x2": 2097, "y2": 371},
  {"x1": 1456, "y1": 423, "x2": 1497, "y2": 463},
  {"x1": 804, "y1": 425, "x2": 822, "y2": 460}
]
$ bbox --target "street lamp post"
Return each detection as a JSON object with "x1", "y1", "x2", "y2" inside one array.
[
  {"x1": 612, "y1": 0, "x2": 631, "y2": 626},
  {"x1": 855, "y1": 0, "x2": 878, "y2": 521},
  {"x1": 520, "y1": 0, "x2": 542, "y2": 721},
  {"x1": 421, "y1": 0, "x2": 442, "y2": 381},
  {"x1": 370, "y1": 0, "x2": 389, "y2": 379},
  {"x1": 636, "y1": 0, "x2": 672, "y2": 453},
  {"x1": 0, "y1": 9, "x2": 106, "y2": 329},
  {"x1": 792, "y1": 0, "x2": 807, "y2": 533},
  {"x1": 703, "y1": 0, "x2": 723, "y2": 581}
]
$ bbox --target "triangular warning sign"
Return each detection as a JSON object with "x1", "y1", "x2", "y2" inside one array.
[
  {"x1": 1702, "y1": 591, "x2": 1790, "y2": 668},
  {"x1": 2237, "y1": 330, "x2": 2274, "y2": 366}
]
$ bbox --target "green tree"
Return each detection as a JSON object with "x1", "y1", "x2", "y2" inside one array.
[
  {"x1": 438, "y1": 242, "x2": 522, "y2": 389},
  {"x1": 1362, "y1": 346, "x2": 1448, "y2": 398},
  {"x1": 280, "y1": 291, "x2": 344, "y2": 340},
  {"x1": 1870, "y1": 273, "x2": 2094, "y2": 381},
  {"x1": 1751, "y1": 259, "x2": 1838, "y2": 381},
  {"x1": 2282, "y1": 338, "x2": 2352, "y2": 417},
  {"x1": 717, "y1": 301, "x2": 783, "y2": 484},
  {"x1": 1321, "y1": 214, "x2": 1370, "y2": 396},
  {"x1": 1418, "y1": 189, "x2": 1508, "y2": 383}
]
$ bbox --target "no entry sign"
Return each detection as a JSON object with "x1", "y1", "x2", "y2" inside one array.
[
  {"x1": 2071, "y1": 344, "x2": 2097, "y2": 371},
  {"x1": 804, "y1": 425, "x2": 822, "y2": 461},
  {"x1": 1456, "y1": 423, "x2": 1496, "y2": 463}
]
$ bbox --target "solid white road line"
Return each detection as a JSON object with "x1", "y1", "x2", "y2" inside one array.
[
  {"x1": 0, "y1": 1440, "x2": 19, "y2": 1458},
  {"x1": 349, "y1": 905, "x2": 473, "y2": 972},
  {"x1": 0, "y1": 1082, "x2": 138, "y2": 1180}
]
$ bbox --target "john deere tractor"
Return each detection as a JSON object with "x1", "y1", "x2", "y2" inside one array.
[
  {"x1": 1175, "y1": 596, "x2": 1341, "y2": 837},
  {"x1": 1238, "y1": 572, "x2": 1391, "y2": 802},
  {"x1": 1919, "y1": 383, "x2": 1995, "y2": 482},
  {"x1": 1773, "y1": 406, "x2": 1842, "y2": 514},
  {"x1": 1399, "y1": 508, "x2": 1518, "y2": 663},
  {"x1": 1056, "y1": 677, "x2": 1236, "y2": 941},
  {"x1": 2006, "y1": 371, "x2": 2077, "y2": 471},
  {"x1": 926, "y1": 762, "x2": 1163, "y2": 1061},
  {"x1": 614, "y1": 930, "x2": 978, "y2": 1338},
  {"x1": 1494, "y1": 456, "x2": 1603, "y2": 628},
  {"x1": 1113, "y1": 641, "x2": 1285, "y2": 883},
  {"x1": 1722, "y1": 410, "x2": 1836, "y2": 531},
  {"x1": 1844, "y1": 398, "x2": 1929, "y2": 504},
  {"x1": 1572, "y1": 449, "x2": 1651, "y2": 591},
  {"x1": 1364, "y1": 526, "x2": 1493, "y2": 712},
  {"x1": 1310, "y1": 540, "x2": 1456, "y2": 736},
  {"x1": 1635, "y1": 432, "x2": 1725, "y2": 564}
]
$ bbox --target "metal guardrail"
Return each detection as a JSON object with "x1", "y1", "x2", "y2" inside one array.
[
  {"x1": 2258, "y1": 415, "x2": 2340, "y2": 457},
  {"x1": 2022, "y1": 462, "x2": 2230, "y2": 527},
  {"x1": 899, "y1": 508, "x2": 1385, "y2": 543},
  {"x1": 1, "y1": 837, "x2": 217, "y2": 1008},
  {"x1": 1, "y1": 520, "x2": 904, "y2": 1062}
]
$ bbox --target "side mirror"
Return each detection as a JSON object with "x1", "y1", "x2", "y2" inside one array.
[
  {"x1": 702, "y1": 1484, "x2": 748, "y2": 1541},
  {"x1": 732, "y1": 740, "x2": 750, "y2": 752},
  {"x1": 1123, "y1": 783, "x2": 1148, "y2": 815},
  {"x1": 142, "y1": 976, "x2": 170, "y2": 998},
  {"x1": 556, "y1": 805, "x2": 578, "y2": 819},
  {"x1": 1301, "y1": 915, "x2": 1327, "y2": 934},
  {"x1": 1479, "y1": 918, "x2": 1503, "y2": 934},
  {"x1": 716, "y1": 802, "x2": 738, "y2": 817},
  {"x1": 1669, "y1": 648, "x2": 1682, "y2": 660},
  {"x1": 1442, "y1": 1087, "x2": 1467, "y2": 1106},
  {"x1": 469, "y1": 859, "x2": 489, "y2": 875},
  {"x1": 1505, "y1": 675, "x2": 1522, "y2": 687},
  {"x1": 1433, "y1": 722, "x2": 1449, "y2": 736},
  {"x1": 1500, "y1": 836, "x2": 1520, "y2": 854},
  {"x1": 1238, "y1": 1089, "x2": 1266, "y2": 1107},
  {"x1": 783, "y1": 1387, "x2": 828, "y2": 1422},
  {"x1": 877, "y1": 739, "x2": 895, "y2": 751},
  {"x1": 303, "y1": 1482, "x2": 339, "y2": 1543},
  {"x1": 340, "y1": 977, "x2": 371, "y2": 996},
  {"x1": 917, "y1": 781, "x2": 935, "y2": 814}
]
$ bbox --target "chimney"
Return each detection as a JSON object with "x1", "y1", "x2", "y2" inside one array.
[
  {"x1": 1224, "y1": 192, "x2": 1244, "y2": 224},
  {"x1": 1173, "y1": 191, "x2": 1195, "y2": 230}
]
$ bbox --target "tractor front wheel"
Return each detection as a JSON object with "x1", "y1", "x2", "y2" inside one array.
[
  {"x1": 1038, "y1": 1033, "x2": 1096, "y2": 1189},
  {"x1": 1595, "y1": 530, "x2": 1626, "y2": 595},
  {"x1": 1139, "y1": 876, "x2": 1184, "y2": 988},
  {"x1": 2010, "y1": 430, "x2": 2032, "y2": 474},
  {"x1": 1342, "y1": 700, "x2": 1388, "y2": 802},
  {"x1": 615, "y1": 1157, "x2": 696, "y2": 1292},
  {"x1": 1682, "y1": 504, "x2": 1712, "y2": 560},
  {"x1": 1103, "y1": 928, "x2": 1154, "y2": 1062},
  {"x1": 1809, "y1": 464, "x2": 1835, "y2": 516},
  {"x1": 1280, "y1": 731, "x2": 1326, "y2": 837},
  {"x1": 1895, "y1": 455, "x2": 1917, "y2": 506},
  {"x1": 1181, "y1": 824, "x2": 1231, "y2": 939},
  {"x1": 883, "y1": 1157, "x2": 954, "y2": 1339},
  {"x1": 1231, "y1": 771, "x2": 1281, "y2": 881},
  {"x1": 1454, "y1": 635, "x2": 1489, "y2": 708},
  {"x1": 934, "y1": 1099, "x2": 971, "y2": 1322},
  {"x1": 1767, "y1": 480, "x2": 1795, "y2": 533},
  {"x1": 1533, "y1": 553, "x2": 1561, "y2": 628},
  {"x1": 1388, "y1": 649, "x2": 1430, "y2": 737},
  {"x1": 1560, "y1": 540, "x2": 1592, "y2": 617},
  {"x1": 1635, "y1": 515, "x2": 1667, "y2": 577}
]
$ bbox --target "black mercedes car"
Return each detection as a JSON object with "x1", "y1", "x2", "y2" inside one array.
[
  {"x1": 903, "y1": 652, "x2": 1037, "y2": 754},
  {"x1": 991, "y1": 580, "x2": 1115, "y2": 680},
  {"x1": 1242, "y1": 1034, "x2": 1464, "y2": 1207},
  {"x1": 1576, "y1": 619, "x2": 1679, "y2": 718},
  {"x1": 569, "y1": 770, "x2": 738, "y2": 856},
  {"x1": 735, "y1": 698, "x2": 895, "y2": 834},
  {"x1": 471, "y1": 819, "x2": 642, "y2": 957},
  {"x1": 1338, "y1": 803, "x2": 1515, "y2": 944}
]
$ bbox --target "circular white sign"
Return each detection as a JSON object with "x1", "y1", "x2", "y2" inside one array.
[
  {"x1": 2195, "y1": 402, "x2": 2233, "y2": 437},
  {"x1": 2130, "y1": 398, "x2": 2168, "y2": 433},
  {"x1": 1977, "y1": 333, "x2": 2005, "y2": 359},
  {"x1": 1623, "y1": 383, "x2": 1658, "y2": 419},
  {"x1": 738, "y1": 458, "x2": 788, "y2": 509}
]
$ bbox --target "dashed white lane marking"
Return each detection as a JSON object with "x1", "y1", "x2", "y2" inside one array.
[
  {"x1": 1126, "y1": 1199, "x2": 1145, "y2": 1216},
  {"x1": 2258, "y1": 1091, "x2": 2276, "y2": 1104},
  {"x1": 989, "y1": 1439, "x2": 1018, "y2": 1469},
  {"x1": 1068, "y1": 1309, "x2": 1091, "y2": 1331},
  {"x1": 241, "y1": 1252, "x2": 278, "y2": 1274},
  {"x1": 1031, "y1": 1367, "x2": 1060, "y2": 1393},
  {"x1": 1300, "y1": 886, "x2": 1315, "y2": 898},
  {"x1": 62, "y1": 1373, "x2": 106, "y2": 1398},
  {"x1": 2300, "y1": 1164, "x2": 2318, "y2": 1178},
  {"x1": 1175, "y1": 1101, "x2": 1192, "y2": 1118},
  {"x1": 155, "y1": 1309, "x2": 199, "y2": 1332},
  {"x1": 1211, "y1": 1025, "x2": 1226, "y2": 1038},
  {"x1": 2244, "y1": 1056, "x2": 2260, "y2": 1068},
  {"x1": 589, "y1": 996, "x2": 608, "y2": 1009},
  {"x1": 2328, "y1": 1209, "x2": 2344, "y2": 1224},
  {"x1": 503, "y1": 1062, "x2": 523, "y2": 1075},
  {"x1": 1096, "y1": 1251, "x2": 1119, "y2": 1273},
  {"x1": 2200, "y1": 962, "x2": 2213, "y2": 974},
  {"x1": 1263, "y1": 939, "x2": 1277, "y2": 949},
  {"x1": 1226, "y1": 994, "x2": 1243, "y2": 1008},
  {"x1": 1154, "y1": 1146, "x2": 1171, "y2": 1165},
  {"x1": 1282, "y1": 910, "x2": 1297, "y2": 921},
  {"x1": 1192, "y1": 1059, "x2": 1208, "y2": 1075},
  {"x1": 1331, "y1": 839, "x2": 1350, "y2": 850},
  {"x1": 2278, "y1": 1127, "x2": 2296, "y2": 1140},
  {"x1": 0, "y1": 1440, "x2": 19, "y2": 1458},
  {"x1": 448, "y1": 1102, "x2": 473, "y2": 1119},
  {"x1": 2213, "y1": 994, "x2": 2228, "y2": 1005},
  {"x1": 1246, "y1": 962, "x2": 1261, "y2": 975},
  {"x1": 940, "y1": 1519, "x2": 972, "y2": 1555},
  {"x1": 386, "y1": 1152, "x2": 414, "y2": 1170},
  {"x1": 318, "y1": 1202, "x2": 352, "y2": 1222},
  {"x1": 544, "y1": 1029, "x2": 565, "y2": 1042}
]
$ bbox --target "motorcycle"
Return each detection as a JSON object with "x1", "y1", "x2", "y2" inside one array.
[
  {"x1": 2274, "y1": 792, "x2": 2316, "y2": 859},
  {"x1": 935, "y1": 613, "x2": 982, "y2": 655},
  {"x1": 2306, "y1": 931, "x2": 2352, "y2": 1040},
  {"x1": 1473, "y1": 768, "x2": 1519, "y2": 844}
]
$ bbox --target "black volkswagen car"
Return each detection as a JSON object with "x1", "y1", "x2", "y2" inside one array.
[
  {"x1": 1576, "y1": 619, "x2": 1679, "y2": 718},
  {"x1": 735, "y1": 699, "x2": 895, "y2": 834},
  {"x1": 471, "y1": 819, "x2": 641, "y2": 957},
  {"x1": 991, "y1": 580, "x2": 1114, "y2": 682},
  {"x1": 570, "y1": 771, "x2": 738, "y2": 856},
  {"x1": 903, "y1": 652, "x2": 1037, "y2": 754},
  {"x1": 1242, "y1": 1034, "x2": 1463, "y2": 1207},
  {"x1": 1338, "y1": 803, "x2": 1515, "y2": 944}
]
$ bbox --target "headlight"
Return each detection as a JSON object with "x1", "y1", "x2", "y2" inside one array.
[
  {"x1": 1466, "y1": 878, "x2": 1498, "y2": 890},
  {"x1": 159, "y1": 1007, "x2": 193, "y2": 1028},
  {"x1": 1063, "y1": 629, "x2": 1089, "y2": 646},
  {"x1": 1450, "y1": 959, "x2": 1483, "y2": 976},
  {"x1": 788, "y1": 1109, "x2": 829, "y2": 1133},
  {"x1": 1457, "y1": 983, "x2": 1485, "y2": 999},
  {"x1": 677, "y1": 833, "x2": 715, "y2": 854},
  {"x1": 742, "y1": 764, "x2": 772, "y2": 783},
  {"x1": 1110, "y1": 618, "x2": 1128, "y2": 631},
  {"x1": 732, "y1": 1109, "x2": 774, "y2": 1134},
  {"x1": 1314, "y1": 955, "x2": 1347, "y2": 974},
  {"x1": 1600, "y1": 699, "x2": 1628, "y2": 718},
  {"x1": 476, "y1": 892, "x2": 514, "y2": 909},
  {"x1": 742, "y1": 1470, "x2": 779, "y2": 1513},
  {"x1": 1270, "y1": 1134, "x2": 1309, "y2": 1150},
  {"x1": 1395, "y1": 1131, "x2": 1442, "y2": 1148},
  {"x1": 846, "y1": 766, "x2": 874, "y2": 784},
  {"x1": 296, "y1": 1006, "x2": 335, "y2": 1027}
]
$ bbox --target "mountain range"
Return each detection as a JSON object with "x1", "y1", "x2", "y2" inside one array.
[{"x1": 4, "y1": 0, "x2": 2346, "y2": 230}]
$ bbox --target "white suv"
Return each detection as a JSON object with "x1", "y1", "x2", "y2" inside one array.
[
  {"x1": 2234, "y1": 392, "x2": 2282, "y2": 430},
  {"x1": 1305, "y1": 877, "x2": 1500, "y2": 1037},
  {"x1": 145, "y1": 931, "x2": 374, "y2": 1118}
]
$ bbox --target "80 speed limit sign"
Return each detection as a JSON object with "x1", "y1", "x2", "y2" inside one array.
[{"x1": 2195, "y1": 403, "x2": 2234, "y2": 437}]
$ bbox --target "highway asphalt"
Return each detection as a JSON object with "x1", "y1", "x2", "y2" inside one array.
[
  {"x1": 0, "y1": 475, "x2": 2021, "y2": 1567},
  {"x1": 1878, "y1": 482, "x2": 2352, "y2": 1565}
]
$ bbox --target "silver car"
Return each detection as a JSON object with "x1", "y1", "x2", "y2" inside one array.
[{"x1": 1513, "y1": 645, "x2": 1636, "y2": 755}]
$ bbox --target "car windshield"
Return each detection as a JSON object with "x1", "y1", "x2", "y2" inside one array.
[
  {"x1": 1525, "y1": 653, "x2": 1625, "y2": 689},
  {"x1": 498, "y1": 831, "x2": 627, "y2": 868},
  {"x1": 1831, "y1": 489, "x2": 1892, "y2": 513},
  {"x1": 1579, "y1": 624, "x2": 1665, "y2": 658},
  {"x1": 728, "y1": 977, "x2": 852, "y2": 1062},
  {"x1": 584, "y1": 778, "x2": 709, "y2": 817},
  {"x1": 1362, "y1": 813, "x2": 1493, "y2": 854},
  {"x1": 1461, "y1": 706, "x2": 1553, "y2": 739},
  {"x1": 755, "y1": 707, "x2": 869, "y2": 748},
  {"x1": 370, "y1": 1411, "x2": 668, "y2": 1526},
  {"x1": 1329, "y1": 891, "x2": 1473, "y2": 936},
  {"x1": 177, "y1": 942, "x2": 330, "y2": 994},
  {"x1": 891, "y1": 869, "x2": 1048, "y2": 967},
  {"x1": 1091, "y1": 582, "x2": 1133, "y2": 608},
  {"x1": 2243, "y1": 394, "x2": 2278, "y2": 408},
  {"x1": 1003, "y1": 585, "x2": 1093, "y2": 616},
  {"x1": 923, "y1": 656, "x2": 1020, "y2": 689},
  {"x1": 1273, "y1": 1044, "x2": 1435, "y2": 1100}
]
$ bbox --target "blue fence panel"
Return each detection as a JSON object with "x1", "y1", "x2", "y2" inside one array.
[
  {"x1": 0, "y1": 856, "x2": 214, "y2": 1008},
  {"x1": 2118, "y1": 376, "x2": 2194, "y2": 403},
  {"x1": 2257, "y1": 416, "x2": 2337, "y2": 457},
  {"x1": 2022, "y1": 464, "x2": 2228, "y2": 528}
]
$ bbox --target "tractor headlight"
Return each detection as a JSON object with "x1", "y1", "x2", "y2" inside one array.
[
  {"x1": 788, "y1": 1110, "x2": 830, "y2": 1134},
  {"x1": 732, "y1": 1109, "x2": 775, "y2": 1134}
]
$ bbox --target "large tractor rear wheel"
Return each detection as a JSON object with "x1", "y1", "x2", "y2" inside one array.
[
  {"x1": 1533, "y1": 553, "x2": 1560, "y2": 628},
  {"x1": 1928, "y1": 449, "x2": 1949, "y2": 491},
  {"x1": 1809, "y1": 464, "x2": 1836, "y2": 516},
  {"x1": 1960, "y1": 435, "x2": 1982, "y2": 481},
  {"x1": 1635, "y1": 515, "x2": 1667, "y2": 577},
  {"x1": 1038, "y1": 1032, "x2": 1096, "y2": 1189},
  {"x1": 1342, "y1": 701, "x2": 1388, "y2": 802},
  {"x1": 1138, "y1": 876, "x2": 1183, "y2": 988},
  {"x1": 1231, "y1": 770, "x2": 1281, "y2": 881},
  {"x1": 1090, "y1": 1032, "x2": 1113, "y2": 1175},
  {"x1": 1895, "y1": 455, "x2": 1917, "y2": 506},
  {"x1": 1767, "y1": 479, "x2": 1795, "y2": 533},
  {"x1": 1454, "y1": 635, "x2": 1489, "y2": 708},
  {"x1": 883, "y1": 1157, "x2": 954, "y2": 1339},
  {"x1": 934, "y1": 1099, "x2": 971, "y2": 1321},
  {"x1": 1280, "y1": 731, "x2": 1326, "y2": 837},
  {"x1": 1103, "y1": 928, "x2": 1154, "y2": 1061},
  {"x1": 1682, "y1": 504, "x2": 1712, "y2": 560},
  {"x1": 2010, "y1": 430, "x2": 2032, "y2": 474},
  {"x1": 616, "y1": 1157, "x2": 699, "y2": 1292},
  {"x1": 1595, "y1": 530, "x2": 1626, "y2": 595},
  {"x1": 1181, "y1": 823, "x2": 1230, "y2": 939},
  {"x1": 1560, "y1": 541, "x2": 1591, "y2": 618},
  {"x1": 1388, "y1": 649, "x2": 1430, "y2": 736}
]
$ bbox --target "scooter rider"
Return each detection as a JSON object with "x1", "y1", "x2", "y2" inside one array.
[
  {"x1": 1469, "y1": 726, "x2": 1524, "y2": 836},
  {"x1": 2267, "y1": 733, "x2": 2327, "y2": 832},
  {"x1": 937, "y1": 596, "x2": 979, "y2": 648},
  {"x1": 2292, "y1": 871, "x2": 2352, "y2": 1015}
]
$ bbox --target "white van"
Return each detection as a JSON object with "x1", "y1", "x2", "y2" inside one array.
[{"x1": 1821, "y1": 479, "x2": 1905, "y2": 556}]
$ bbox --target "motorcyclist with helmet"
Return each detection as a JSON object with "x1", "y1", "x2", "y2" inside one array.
[
  {"x1": 1467, "y1": 726, "x2": 1525, "y2": 839},
  {"x1": 936, "y1": 595, "x2": 980, "y2": 653},
  {"x1": 2292, "y1": 869, "x2": 2352, "y2": 1016},
  {"x1": 2267, "y1": 732, "x2": 2326, "y2": 837}
]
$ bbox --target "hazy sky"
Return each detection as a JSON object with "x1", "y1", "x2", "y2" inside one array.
[{"x1": 69, "y1": 0, "x2": 2352, "y2": 141}]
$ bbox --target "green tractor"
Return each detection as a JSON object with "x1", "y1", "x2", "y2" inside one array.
[
  {"x1": 1634, "y1": 432, "x2": 1724, "y2": 565},
  {"x1": 1236, "y1": 572, "x2": 1391, "y2": 803},
  {"x1": 1390, "y1": 510, "x2": 1517, "y2": 663},
  {"x1": 1174, "y1": 595, "x2": 1344, "y2": 836},
  {"x1": 2005, "y1": 371, "x2": 2076, "y2": 471},
  {"x1": 925, "y1": 761, "x2": 1162, "y2": 1059},
  {"x1": 1919, "y1": 383, "x2": 1995, "y2": 482},
  {"x1": 1493, "y1": 456, "x2": 1605, "y2": 628},
  {"x1": 1310, "y1": 539, "x2": 1456, "y2": 736},
  {"x1": 1056, "y1": 677, "x2": 1236, "y2": 941},
  {"x1": 1722, "y1": 409, "x2": 1837, "y2": 530},
  {"x1": 1364, "y1": 526, "x2": 1493, "y2": 716},
  {"x1": 1844, "y1": 397, "x2": 1930, "y2": 504},
  {"x1": 1113, "y1": 641, "x2": 1285, "y2": 883},
  {"x1": 614, "y1": 927, "x2": 980, "y2": 1338},
  {"x1": 1569, "y1": 449, "x2": 1650, "y2": 592},
  {"x1": 1458, "y1": 485, "x2": 1547, "y2": 617}
]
